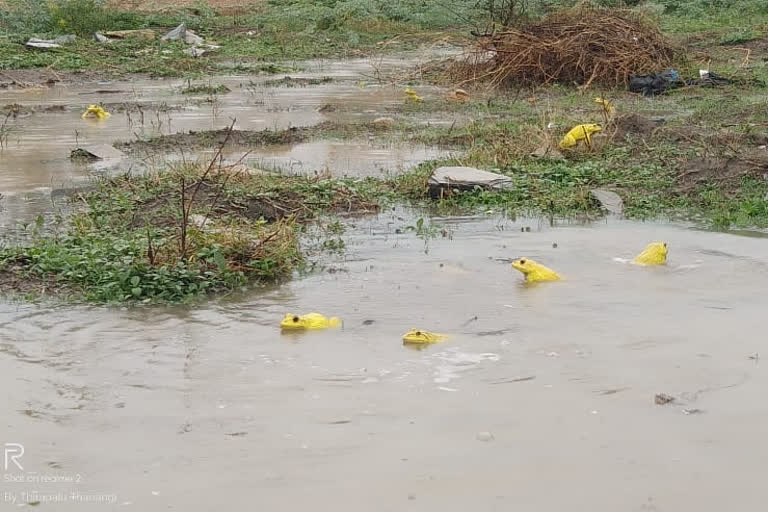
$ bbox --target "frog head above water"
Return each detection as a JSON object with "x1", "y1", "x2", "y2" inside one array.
[
  {"x1": 632, "y1": 242, "x2": 668, "y2": 265},
  {"x1": 280, "y1": 313, "x2": 341, "y2": 330},
  {"x1": 281, "y1": 314, "x2": 305, "y2": 330},
  {"x1": 81, "y1": 104, "x2": 111, "y2": 120},
  {"x1": 402, "y1": 329, "x2": 446, "y2": 344},
  {"x1": 510, "y1": 258, "x2": 562, "y2": 282}
]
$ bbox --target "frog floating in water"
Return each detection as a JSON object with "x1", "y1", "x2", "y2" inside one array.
[
  {"x1": 81, "y1": 104, "x2": 111, "y2": 120},
  {"x1": 402, "y1": 329, "x2": 448, "y2": 344},
  {"x1": 280, "y1": 313, "x2": 341, "y2": 331},
  {"x1": 632, "y1": 242, "x2": 668, "y2": 266},
  {"x1": 510, "y1": 258, "x2": 561, "y2": 282}
]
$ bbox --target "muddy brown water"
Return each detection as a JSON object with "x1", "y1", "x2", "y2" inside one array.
[
  {"x1": 0, "y1": 56, "x2": 456, "y2": 228},
  {"x1": 1, "y1": 209, "x2": 768, "y2": 510}
]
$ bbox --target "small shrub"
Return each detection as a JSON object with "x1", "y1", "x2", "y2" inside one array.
[
  {"x1": 0, "y1": 0, "x2": 144, "y2": 36},
  {"x1": 0, "y1": 0, "x2": 52, "y2": 34}
]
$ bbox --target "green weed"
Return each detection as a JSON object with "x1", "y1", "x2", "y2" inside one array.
[
  {"x1": 0, "y1": 163, "x2": 386, "y2": 303},
  {"x1": 180, "y1": 82, "x2": 231, "y2": 95}
]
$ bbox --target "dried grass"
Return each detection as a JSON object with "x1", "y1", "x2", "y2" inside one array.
[{"x1": 457, "y1": 6, "x2": 675, "y2": 89}]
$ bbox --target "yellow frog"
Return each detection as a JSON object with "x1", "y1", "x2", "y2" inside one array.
[
  {"x1": 81, "y1": 104, "x2": 111, "y2": 120},
  {"x1": 594, "y1": 97, "x2": 616, "y2": 116},
  {"x1": 280, "y1": 313, "x2": 341, "y2": 331},
  {"x1": 510, "y1": 258, "x2": 562, "y2": 282},
  {"x1": 404, "y1": 88, "x2": 424, "y2": 103},
  {"x1": 402, "y1": 329, "x2": 448, "y2": 344},
  {"x1": 559, "y1": 123, "x2": 602, "y2": 149},
  {"x1": 632, "y1": 242, "x2": 668, "y2": 265}
]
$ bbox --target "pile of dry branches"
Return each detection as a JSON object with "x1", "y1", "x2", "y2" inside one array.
[{"x1": 462, "y1": 6, "x2": 675, "y2": 88}]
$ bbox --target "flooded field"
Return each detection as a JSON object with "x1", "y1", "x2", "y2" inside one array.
[
  {"x1": 0, "y1": 55, "x2": 456, "y2": 228},
  {"x1": 1, "y1": 209, "x2": 768, "y2": 510},
  {"x1": 1, "y1": 45, "x2": 768, "y2": 511}
]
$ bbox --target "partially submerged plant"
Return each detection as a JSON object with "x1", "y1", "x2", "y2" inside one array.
[
  {"x1": 180, "y1": 80, "x2": 232, "y2": 95},
  {"x1": 0, "y1": 122, "x2": 383, "y2": 303}
]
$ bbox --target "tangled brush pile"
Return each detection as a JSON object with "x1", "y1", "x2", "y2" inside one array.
[{"x1": 463, "y1": 7, "x2": 675, "y2": 89}]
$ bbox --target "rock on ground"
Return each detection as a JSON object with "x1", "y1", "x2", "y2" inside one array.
[
  {"x1": 428, "y1": 166, "x2": 513, "y2": 197},
  {"x1": 589, "y1": 189, "x2": 624, "y2": 215}
]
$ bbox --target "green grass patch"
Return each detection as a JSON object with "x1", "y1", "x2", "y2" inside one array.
[
  {"x1": 386, "y1": 88, "x2": 768, "y2": 230},
  {"x1": 0, "y1": 0, "x2": 472, "y2": 76},
  {"x1": 0, "y1": 38, "x2": 208, "y2": 76},
  {"x1": 0, "y1": 164, "x2": 384, "y2": 304},
  {"x1": 180, "y1": 82, "x2": 231, "y2": 95}
]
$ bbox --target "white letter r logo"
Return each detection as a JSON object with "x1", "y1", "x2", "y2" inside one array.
[{"x1": 4, "y1": 443, "x2": 24, "y2": 471}]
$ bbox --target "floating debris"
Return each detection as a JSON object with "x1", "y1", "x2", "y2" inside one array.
[
  {"x1": 597, "y1": 387, "x2": 629, "y2": 395},
  {"x1": 654, "y1": 393, "x2": 675, "y2": 405},
  {"x1": 476, "y1": 431, "x2": 495, "y2": 442},
  {"x1": 487, "y1": 376, "x2": 536, "y2": 385}
]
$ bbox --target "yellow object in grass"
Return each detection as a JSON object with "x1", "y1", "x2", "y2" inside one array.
[
  {"x1": 404, "y1": 88, "x2": 423, "y2": 102},
  {"x1": 594, "y1": 97, "x2": 615, "y2": 116},
  {"x1": 510, "y1": 258, "x2": 562, "y2": 282},
  {"x1": 81, "y1": 105, "x2": 111, "y2": 120},
  {"x1": 402, "y1": 329, "x2": 448, "y2": 344},
  {"x1": 280, "y1": 313, "x2": 341, "y2": 331},
  {"x1": 559, "y1": 123, "x2": 601, "y2": 149},
  {"x1": 632, "y1": 242, "x2": 668, "y2": 266}
]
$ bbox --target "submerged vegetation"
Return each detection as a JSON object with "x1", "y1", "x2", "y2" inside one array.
[
  {"x1": 0, "y1": 139, "x2": 382, "y2": 303},
  {"x1": 180, "y1": 82, "x2": 231, "y2": 95}
]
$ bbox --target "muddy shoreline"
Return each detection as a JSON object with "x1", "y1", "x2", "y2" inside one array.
[{"x1": 0, "y1": 69, "x2": 148, "y2": 89}]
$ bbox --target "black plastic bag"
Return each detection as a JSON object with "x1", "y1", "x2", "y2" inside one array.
[{"x1": 629, "y1": 70, "x2": 682, "y2": 96}]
